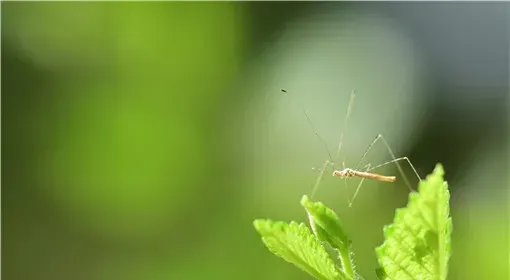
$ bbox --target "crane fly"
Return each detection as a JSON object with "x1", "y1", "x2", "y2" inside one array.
[{"x1": 279, "y1": 88, "x2": 422, "y2": 207}]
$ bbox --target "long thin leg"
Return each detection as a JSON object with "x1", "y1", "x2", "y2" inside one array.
[
  {"x1": 347, "y1": 163, "x2": 371, "y2": 207},
  {"x1": 354, "y1": 134, "x2": 421, "y2": 192},
  {"x1": 354, "y1": 134, "x2": 381, "y2": 171},
  {"x1": 372, "y1": 134, "x2": 421, "y2": 192},
  {"x1": 310, "y1": 160, "x2": 332, "y2": 199},
  {"x1": 367, "y1": 156, "x2": 422, "y2": 187},
  {"x1": 335, "y1": 90, "x2": 356, "y2": 193},
  {"x1": 335, "y1": 89, "x2": 356, "y2": 163}
]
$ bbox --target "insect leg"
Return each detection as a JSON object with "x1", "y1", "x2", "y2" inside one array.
[
  {"x1": 310, "y1": 160, "x2": 334, "y2": 199},
  {"x1": 348, "y1": 163, "x2": 371, "y2": 207},
  {"x1": 334, "y1": 89, "x2": 356, "y2": 163},
  {"x1": 334, "y1": 89, "x2": 356, "y2": 191},
  {"x1": 360, "y1": 134, "x2": 421, "y2": 192}
]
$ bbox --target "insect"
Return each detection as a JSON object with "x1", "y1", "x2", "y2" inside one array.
[
  {"x1": 279, "y1": 88, "x2": 422, "y2": 206},
  {"x1": 333, "y1": 168, "x2": 396, "y2": 183}
]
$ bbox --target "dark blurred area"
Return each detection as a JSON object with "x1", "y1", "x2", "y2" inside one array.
[{"x1": 2, "y1": 2, "x2": 509, "y2": 280}]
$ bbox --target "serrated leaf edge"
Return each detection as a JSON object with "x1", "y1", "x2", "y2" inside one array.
[
  {"x1": 254, "y1": 219, "x2": 344, "y2": 280},
  {"x1": 375, "y1": 163, "x2": 452, "y2": 280}
]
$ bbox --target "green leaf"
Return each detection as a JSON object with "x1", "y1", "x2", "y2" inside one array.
[
  {"x1": 301, "y1": 195, "x2": 357, "y2": 279},
  {"x1": 375, "y1": 163, "x2": 452, "y2": 280},
  {"x1": 253, "y1": 219, "x2": 343, "y2": 280}
]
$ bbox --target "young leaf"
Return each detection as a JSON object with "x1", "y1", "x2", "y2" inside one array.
[
  {"x1": 301, "y1": 195, "x2": 357, "y2": 279},
  {"x1": 375, "y1": 163, "x2": 452, "y2": 280},
  {"x1": 253, "y1": 219, "x2": 343, "y2": 280}
]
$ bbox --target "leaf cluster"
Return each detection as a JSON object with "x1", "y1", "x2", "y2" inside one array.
[{"x1": 254, "y1": 164, "x2": 452, "y2": 280}]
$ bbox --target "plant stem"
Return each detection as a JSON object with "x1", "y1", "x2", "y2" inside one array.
[{"x1": 339, "y1": 247, "x2": 355, "y2": 279}]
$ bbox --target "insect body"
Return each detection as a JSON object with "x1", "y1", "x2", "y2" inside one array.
[{"x1": 332, "y1": 168, "x2": 396, "y2": 183}]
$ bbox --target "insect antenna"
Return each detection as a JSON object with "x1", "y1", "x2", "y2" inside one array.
[
  {"x1": 281, "y1": 88, "x2": 357, "y2": 199},
  {"x1": 280, "y1": 89, "x2": 334, "y2": 162}
]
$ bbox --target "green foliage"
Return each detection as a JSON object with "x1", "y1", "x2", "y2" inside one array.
[
  {"x1": 376, "y1": 164, "x2": 452, "y2": 280},
  {"x1": 253, "y1": 163, "x2": 452, "y2": 280},
  {"x1": 253, "y1": 220, "x2": 343, "y2": 280},
  {"x1": 300, "y1": 196, "x2": 357, "y2": 279}
]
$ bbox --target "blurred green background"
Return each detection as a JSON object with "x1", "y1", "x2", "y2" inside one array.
[{"x1": 2, "y1": 2, "x2": 509, "y2": 280}]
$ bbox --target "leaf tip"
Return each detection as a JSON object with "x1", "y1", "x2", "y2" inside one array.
[
  {"x1": 300, "y1": 195, "x2": 310, "y2": 207},
  {"x1": 253, "y1": 219, "x2": 272, "y2": 233},
  {"x1": 433, "y1": 163, "x2": 445, "y2": 177}
]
